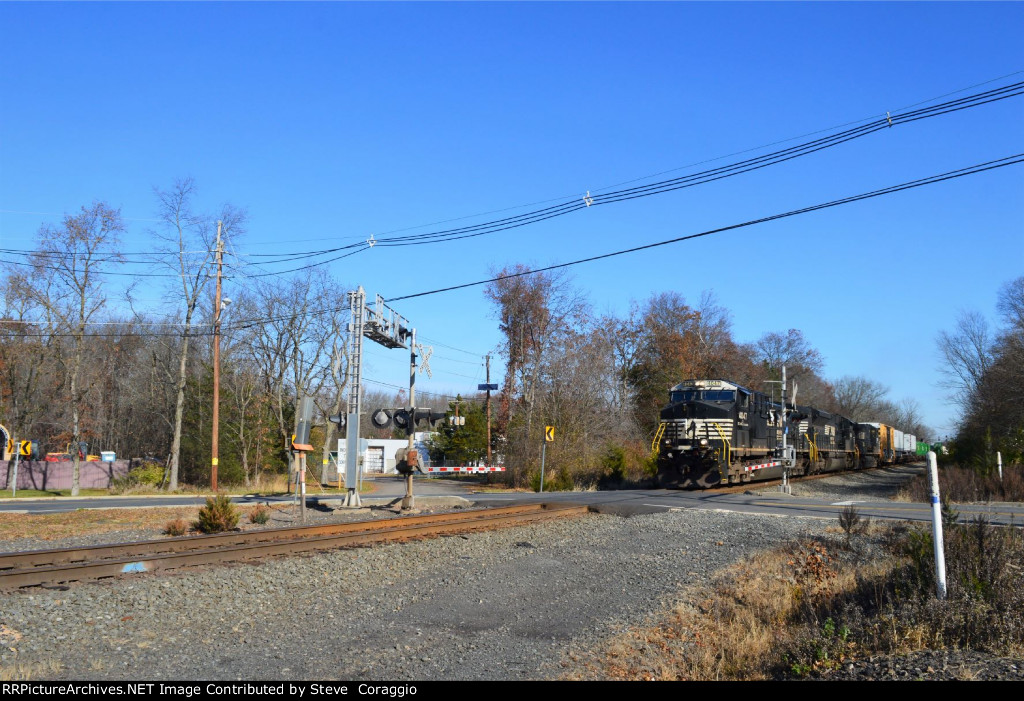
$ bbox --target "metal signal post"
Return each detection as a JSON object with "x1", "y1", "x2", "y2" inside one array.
[{"x1": 343, "y1": 288, "x2": 431, "y2": 510}]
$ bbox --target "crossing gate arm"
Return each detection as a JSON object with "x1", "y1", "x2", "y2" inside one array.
[{"x1": 425, "y1": 466, "x2": 506, "y2": 473}]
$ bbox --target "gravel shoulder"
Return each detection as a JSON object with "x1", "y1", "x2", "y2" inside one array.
[
  {"x1": 1, "y1": 508, "x2": 821, "y2": 681},
  {"x1": 2, "y1": 466, "x2": 1020, "y2": 681}
]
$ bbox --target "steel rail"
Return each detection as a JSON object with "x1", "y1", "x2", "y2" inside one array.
[
  {"x1": 705, "y1": 462, "x2": 926, "y2": 495},
  {"x1": 0, "y1": 503, "x2": 588, "y2": 589}
]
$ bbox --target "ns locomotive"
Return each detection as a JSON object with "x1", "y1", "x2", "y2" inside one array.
[{"x1": 655, "y1": 379, "x2": 919, "y2": 489}]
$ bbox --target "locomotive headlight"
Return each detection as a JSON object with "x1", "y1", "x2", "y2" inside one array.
[{"x1": 700, "y1": 438, "x2": 709, "y2": 446}]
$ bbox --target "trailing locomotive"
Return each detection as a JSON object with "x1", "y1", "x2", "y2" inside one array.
[{"x1": 655, "y1": 379, "x2": 919, "y2": 489}]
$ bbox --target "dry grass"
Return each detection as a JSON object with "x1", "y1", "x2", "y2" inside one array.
[
  {"x1": 565, "y1": 540, "x2": 894, "y2": 680},
  {"x1": 565, "y1": 516, "x2": 1024, "y2": 680},
  {"x1": 898, "y1": 465, "x2": 1024, "y2": 503},
  {"x1": 0, "y1": 503, "x2": 291, "y2": 542},
  {"x1": 0, "y1": 660, "x2": 64, "y2": 680},
  {"x1": 0, "y1": 507, "x2": 204, "y2": 541}
]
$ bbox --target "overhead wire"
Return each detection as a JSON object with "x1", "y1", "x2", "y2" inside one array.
[
  {"x1": 228, "y1": 79, "x2": 1024, "y2": 268},
  {"x1": 384, "y1": 153, "x2": 1024, "y2": 303},
  {"x1": 15, "y1": 152, "x2": 1021, "y2": 337}
]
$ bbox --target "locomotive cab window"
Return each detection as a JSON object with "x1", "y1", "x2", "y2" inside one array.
[
  {"x1": 738, "y1": 391, "x2": 750, "y2": 408},
  {"x1": 670, "y1": 390, "x2": 697, "y2": 403},
  {"x1": 704, "y1": 390, "x2": 735, "y2": 402}
]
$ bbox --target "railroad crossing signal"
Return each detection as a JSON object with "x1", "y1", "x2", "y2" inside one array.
[{"x1": 545, "y1": 426, "x2": 555, "y2": 442}]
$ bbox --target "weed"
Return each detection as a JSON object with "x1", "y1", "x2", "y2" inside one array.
[
  {"x1": 942, "y1": 495, "x2": 960, "y2": 530},
  {"x1": 0, "y1": 660, "x2": 63, "y2": 680},
  {"x1": 838, "y1": 505, "x2": 870, "y2": 546},
  {"x1": 163, "y1": 518, "x2": 189, "y2": 537},
  {"x1": 248, "y1": 503, "x2": 271, "y2": 525},
  {"x1": 110, "y1": 461, "x2": 165, "y2": 493},
  {"x1": 193, "y1": 495, "x2": 240, "y2": 533}
]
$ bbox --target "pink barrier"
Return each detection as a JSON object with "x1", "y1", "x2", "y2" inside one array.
[{"x1": 1, "y1": 460, "x2": 131, "y2": 491}]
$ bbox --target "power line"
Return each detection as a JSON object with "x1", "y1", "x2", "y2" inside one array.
[
  {"x1": 10, "y1": 153, "x2": 1021, "y2": 338},
  {"x1": 228, "y1": 79, "x2": 1023, "y2": 268},
  {"x1": 385, "y1": 153, "x2": 1024, "y2": 303},
  {"x1": 239, "y1": 71, "x2": 1024, "y2": 257}
]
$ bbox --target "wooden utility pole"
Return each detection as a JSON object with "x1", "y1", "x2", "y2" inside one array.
[
  {"x1": 211, "y1": 221, "x2": 223, "y2": 492},
  {"x1": 485, "y1": 354, "x2": 492, "y2": 466}
]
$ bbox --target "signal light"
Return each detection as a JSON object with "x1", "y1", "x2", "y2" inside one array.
[
  {"x1": 414, "y1": 408, "x2": 447, "y2": 427},
  {"x1": 328, "y1": 414, "x2": 346, "y2": 428},
  {"x1": 392, "y1": 409, "x2": 411, "y2": 432},
  {"x1": 370, "y1": 409, "x2": 392, "y2": 429}
]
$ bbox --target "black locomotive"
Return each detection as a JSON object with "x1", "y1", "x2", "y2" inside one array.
[{"x1": 655, "y1": 379, "x2": 916, "y2": 489}]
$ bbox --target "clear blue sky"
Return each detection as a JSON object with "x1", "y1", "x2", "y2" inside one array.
[{"x1": 1, "y1": 2, "x2": 1022, "y2": 436}]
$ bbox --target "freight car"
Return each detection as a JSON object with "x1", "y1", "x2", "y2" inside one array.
[{"x1": 655, "y1": 379, "x2": 919, "y2": 489}]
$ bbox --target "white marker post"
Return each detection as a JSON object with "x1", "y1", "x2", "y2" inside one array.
[
  {"x1": 997, "y1": 451, "x2": 1003, "y2": 482},
  {"x1": 927, "y1": 451, "x2": 947, "y2": 600}
]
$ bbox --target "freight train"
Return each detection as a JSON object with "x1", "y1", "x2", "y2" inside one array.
[{"x1": 655, "y1": 379, "x2": 923, "y2": 489}]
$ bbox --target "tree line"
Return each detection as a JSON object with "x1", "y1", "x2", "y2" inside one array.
[
  {"x1": 0, "y1": 181, "x2": 364, "y2": 494},
  {"x1": 937, "y1": 276, "x2": 1024, "y2": 470},
  {"x1": 482, "y1": 265, "x2": 932, "y2": 488},
  {"x1": 7, "y1": 180, "x2": 991, "y2": 495}
]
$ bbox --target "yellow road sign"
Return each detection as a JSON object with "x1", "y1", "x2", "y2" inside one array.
[
  {"x1": 545, "y1": 426, "x2": 555, "y2": 442},
  {"x1": 19, "y1": 440, "x2": 31, "y2": 457}
]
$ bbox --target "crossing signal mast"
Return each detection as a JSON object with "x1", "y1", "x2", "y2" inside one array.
[{"x1": 343, "y1": 287, "x2": 438, "y2": 510}]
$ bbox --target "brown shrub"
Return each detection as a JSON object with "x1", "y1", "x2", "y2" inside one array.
[
  {"x1": 163, "y1": 519, "x2": 189, "y2": 537},
  {"x1": 900, "y1": 464, "x2": 1024, "y2": 503}
]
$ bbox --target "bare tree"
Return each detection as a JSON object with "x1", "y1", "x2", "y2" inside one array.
[
  {"x1": 484, "y1": 265, "x2": 590, "y2": 484},
  {"x1": 238, "y1": 270, "x2": 347, "y2": 457},
  {"x1": 0, "y1": 272, "x2": 53, "y2": 442},
  {"x1": 828, "y1": 375, "x2": 890, "y2": 422},
  {"x1": 752, "y1": 328, "x2": 825, "y2": 383},
  {"x1": 28, "y1": 203, "x2": 124, "y2": 495},
  {"x1": 151, "y1": 178, "x2": 246, "y2": 490},
  {"x1": 996, "y1": 276, "x2": 1024, "y2": 332},
  {"x1": 936, "y1": 310, "x2": 993, "y2": 412}
]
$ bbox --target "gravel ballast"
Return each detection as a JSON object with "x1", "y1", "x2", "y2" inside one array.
[
  {"x1": 2, "y1": 467, "x2": 1020, "y2": 681},
  {"x1": 1, "y1": 508, "x2": 817, "y2": 680}
]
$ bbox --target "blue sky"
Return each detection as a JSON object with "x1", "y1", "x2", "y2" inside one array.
[{"x1": 1, "y1": 2, "x2": 1022, "y2": 436}]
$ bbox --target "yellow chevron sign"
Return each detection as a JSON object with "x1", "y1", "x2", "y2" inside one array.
[{"x1": 545, "y1": 426, "x2": 555, "y2": 442}]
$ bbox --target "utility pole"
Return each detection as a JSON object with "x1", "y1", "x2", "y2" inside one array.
[
  {"x1": 402, "y1": 329, "x2": 417, "y2": 511},
  {"x1": 211, "y1": 221, "x2": 223, "y2": 492},
  {"x1": 485, "y1": 354, "x2": 492, "y2": 467}
]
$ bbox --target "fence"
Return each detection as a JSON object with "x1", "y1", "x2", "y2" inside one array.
[{"x1": 1, "y1": 459, "x2": 131, "y2": 491}]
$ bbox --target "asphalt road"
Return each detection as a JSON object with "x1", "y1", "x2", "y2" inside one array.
[
  {"x1": 2, "y1": 477, "x2": 1021, "y2": 527},
  {"x1": 0, "y1": 476, "x2": 476, "y2": 514},
  {"x1": 474, "y1": 487, "x2": 1024, "y2": 527}
]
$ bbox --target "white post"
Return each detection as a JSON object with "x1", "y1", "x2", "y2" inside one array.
[
  {"x1": 927, "y1": 451, "x2": 947, "y2": 600},
  {"x1": 11, "y1": 437, "x2": 19, "y2": 498},
  {"x1": 997, "y1": 451, "x2": 1003, "y2": 482},
  {"x1": 539, "y1": 440, "x2": 546, "y2": 493}
]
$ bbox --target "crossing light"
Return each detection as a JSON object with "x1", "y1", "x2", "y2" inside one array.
[
  {"x1": 392, "y1": 409, "x2": 411, "y2": 433},
  {"x1": 369, "y1": 408, "x2": 392, "y2": 430},
  {"x1": 328, "y1": 413, "x2": 347, "y2": 428},
  {"x1": 414, "y1": 408, "x2": 447, "y2": 428}
]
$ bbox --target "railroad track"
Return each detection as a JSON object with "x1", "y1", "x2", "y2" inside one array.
[
  {"x1": 0, "y1": 503, "x2": 589, "y2": 589},
  {"x1": 705, "y1": 462, "x2": 926, "y2": 494}
]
